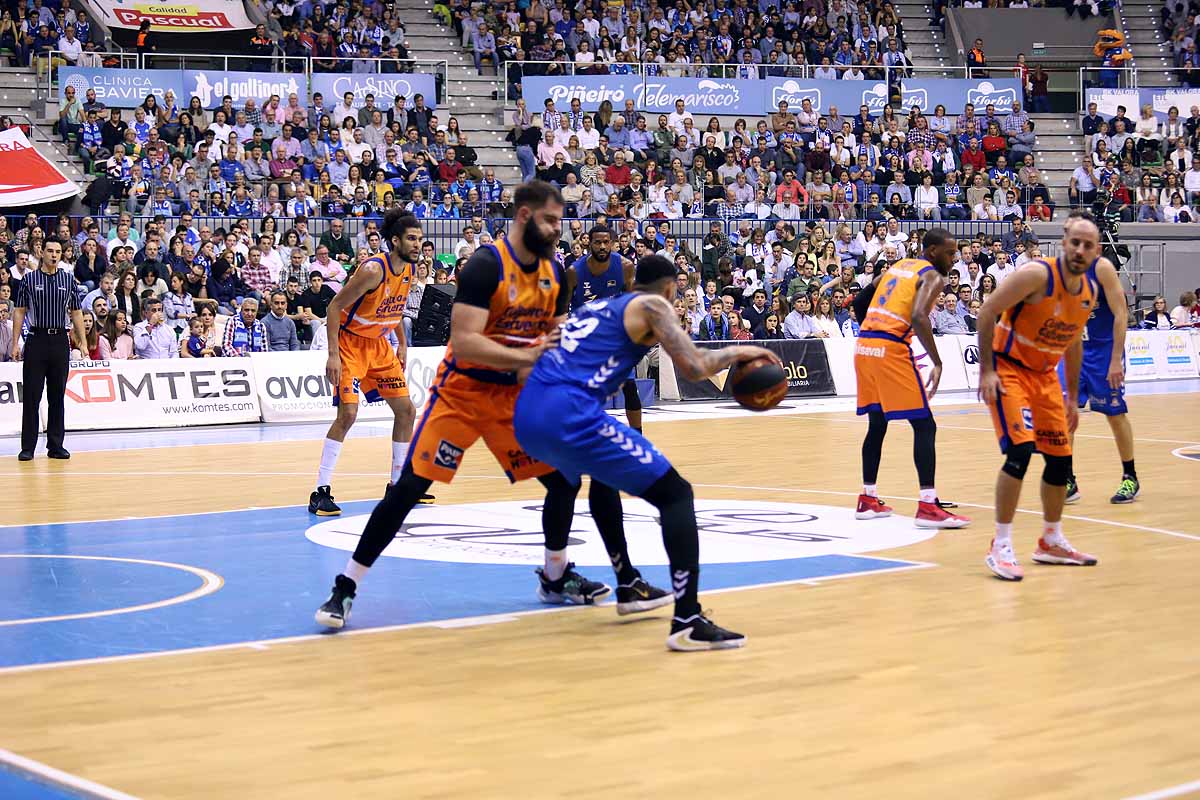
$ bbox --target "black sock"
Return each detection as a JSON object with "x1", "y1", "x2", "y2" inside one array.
[
  {"x1": 352, "y1": 468, "x2": 432, "y2": 568},
  {"x1": 861, "y1": 410, "x2": 888, "y2": 485},
  {"x1": 1122, "y1": 459, "x2": 1137, "y2": 480},
  {"x1": 537, "y1": 471, "x2": 580, "y2": 553},
  {"x1": 911, "y1": 416, "x2": 937, "y2": 489},
  {"x1": 587, "y1": 480, "x2": 637, "y2": 585},
  {"x1": 642, "y1": 469, "x2": 701, "y2": 619}
]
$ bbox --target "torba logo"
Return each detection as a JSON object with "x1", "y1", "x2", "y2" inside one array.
[{"x1": 966, "y1": 81, "x2": 1018, "y2": 108}]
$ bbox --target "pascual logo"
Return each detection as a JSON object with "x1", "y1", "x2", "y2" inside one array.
[
  {"x1": 305, "y1": 499, "x2": 937, "y2": 565},
  {"x1": 547, "y1": 82, "x2": 629, "y2": 105},
  {"x1": 190, "y1": 71, "x2": 301, "y2": 107},
  {"x1": 771, "y1": 80, "x2": 822, "y2": 110},
  {"x1": 639, "y1": 79, "x2": 740, "y2": 111},
  {"x1": 65, "y1": 362, "x2": 252, "y2": 403},
  {"x1": 966, "y1": 81, "x2": 1017, "y2": 108}
]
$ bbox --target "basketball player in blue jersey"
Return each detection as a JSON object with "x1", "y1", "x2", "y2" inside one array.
[
  {"x1": 566, "y1": 224, "x2": 642, "y2": 432},
  {"x1": 514, "y1": 255, "x2": 779, "y2": 651},
  {"x1": 1062, "y1": 211, "x2": 1139, "y2": 504}
]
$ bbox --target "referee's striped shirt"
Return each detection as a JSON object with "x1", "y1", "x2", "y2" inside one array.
[{"x1": 15, "y1": 267, "x2": 79, "y2": 329}]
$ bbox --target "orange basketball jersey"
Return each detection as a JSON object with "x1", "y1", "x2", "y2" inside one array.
[
  {"x1": 993, "y1": 257, "x2": 1096, "y2": 373},
  {"x1": 859, "y1": 258, "x2": 935, "y2": 343},
  {"x1": 339, "y1": 254, "x2": 412, "y2": 339},
  {"x1": 444, "y1": 239, "x2": 561, "y2": 376}
]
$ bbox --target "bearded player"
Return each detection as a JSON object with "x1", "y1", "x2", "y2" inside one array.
[
  {"x1": 851, "y1": 228, "x2": 970, "y2": 529},
  {"x1": 309, "y1": 211, "x2": 431, "y2": 516},
  {"x1": 566, "y1": 223, "x2": 642, "y2": 432},
  {"x1": 976, "y1": 214, "x2": 1102, "y2": 581},
  {"x1": 315, "y1": 182, "x2": 670, "y2": 629}
]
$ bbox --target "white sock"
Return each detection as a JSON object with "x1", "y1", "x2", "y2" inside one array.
[
  {"x1": 994, "y1": 522, "x2": 1013, "y2": 548},
  {"x1": 1043, "y1": 520, "x2": 1066, "y2": 546},
  {"x1": 543, "y1": 548, "x2": 568, "y2": 581},
  {"x1": 343, "y1": 558, "x2": 370, "y2": 584},
  {"x1": 862, "y1": 484, "x2": 878, "y2": 497},
  {"x1": 391, "y1": 441, "x2": 409, "y2": 484},
  {"x1": 317, "y1": 438, "x2": 343, "y2": 489},
  {"x1": 919, "y1": 487, "x2": 937, "y2": 503}
]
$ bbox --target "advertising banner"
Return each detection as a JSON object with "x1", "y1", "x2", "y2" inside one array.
[
  {"x1": 62, "y1": 357, "x2": 260, "y2": 430},
  {"x1": 0, "y1": 362, "x2": 27, "y2": 436},
  {"x1": 310, "y1": 73, "x2": 438, "y2": 110},
  {"x1": 0, "y1": 128, "x2": 81, "y2": 207},
  {"x1": 910, "y1": 335, "x2": 970, "y2": 393},
  {"x1": 1123, "y1": 330, "x2": 1157, "y2": 381},
  {"x1": 902, "y1": 79, "x2": 1022, "y2": 115},
  {"x1": 1084, "y1": 88, "x2": 1200, "y2": 121},
  {"x1": 521, "y1": 75, "x2": 639, "y2": 112},
  {"x1": 663, "y1": 339, "x2": 835, "y2": 401},
  {"x1": 250, "y1": 347, "x2": 445, "y2": 423},
  {"x1": 636, "y1": 76, "x2": 765, "y2": 114},
  {"x1": 88, "y1": 0, "x2": 255, "y2": 33},
  {"x1": 957, "y1": 336, "x2": 982, "y2": 390},
  {"x1": 59, "y1": 67, "x2": 187, "y2": 108},
  {"x1": 183, "y1": 69, "x2": 308, "y2": 109}
]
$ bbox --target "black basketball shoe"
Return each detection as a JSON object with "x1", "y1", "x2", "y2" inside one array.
[
  {"x1": 536, "y1": 563, "x2": 611, "y2": 605},
  {"x1": 615, "y1": 574, "x2": 674, "y2": 616},
  {"x1": 384, "y1": 483, "x2": 435, "y2": 504},
  {"x1": 309, "y1": 485, "x2": 342, "y2": 516},
  {"x1": 314, "y1": 574, "x2": 356, "y2": 629},
  {"x1": 666, "y1": 610, "x2": 747, "y2": 652}
]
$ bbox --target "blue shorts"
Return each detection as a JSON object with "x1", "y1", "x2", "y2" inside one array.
[
  {"x1": 1079, "y1": 339, "x2": 1127, "y2": 415},
  {"x1": 514, "y1": 381, "x2": 672, "y2": 495}
]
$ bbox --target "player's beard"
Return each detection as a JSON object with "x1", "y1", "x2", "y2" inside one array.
[{"x1": 521, "y1": 220, "x2": 559, "y2": 260}]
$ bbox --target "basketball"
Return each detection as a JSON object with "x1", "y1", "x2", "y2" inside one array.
[{"x1": 730, "y1": 356, "x2": 787, "y2": 412}]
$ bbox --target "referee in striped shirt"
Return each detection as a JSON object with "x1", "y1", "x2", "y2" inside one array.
[{"x1": 12, "y1": 238, "x2": 88, "y2": 462}]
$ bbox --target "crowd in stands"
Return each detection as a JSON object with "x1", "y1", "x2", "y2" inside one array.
[
  {"x1": 510, "y1": 92, "x2": 1054, "y2": 224},
  {"x1": 1076, "y1": 101, "x2": 1200, "y2": 223}
]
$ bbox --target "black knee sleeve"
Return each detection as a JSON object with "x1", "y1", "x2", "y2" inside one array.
[
  {"x1": 1001, "y1": 442, "x2": 1036, "y2": 480},
  {"x1": 621, "y1": 378, "x2": 642, "y2": 411},
  {"x1": 537, "y1": 470, "x2": 581, "y2": 552},
  {"x1": 642, "y1": 468, "x2": 693, "y2": 510},
  {"x1": 1042, "y1": 454, "x2": 1073, "y2": 486}
]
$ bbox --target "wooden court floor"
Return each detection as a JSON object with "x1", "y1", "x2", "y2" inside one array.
[{"x1": 2, "y1": 394, "x2": 1199, "y2": 799}]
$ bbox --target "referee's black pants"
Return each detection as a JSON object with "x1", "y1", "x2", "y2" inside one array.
[{"x1": 21, "y1": 332, "x2": 69, "y2": 453}]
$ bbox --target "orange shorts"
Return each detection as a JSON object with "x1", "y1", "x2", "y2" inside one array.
[
  {"x1": 409, "y1": 374, "x2": 554, "y2": 484},
  {"x1": 854, "y1": 335, "x2": 930, "y2": 420},
  {"x1": 987, "y1": 356, "x2": 1071, "y2": 456},
  {"x1": 336, "y1": 332, "x2": 408, "y2": 406}
]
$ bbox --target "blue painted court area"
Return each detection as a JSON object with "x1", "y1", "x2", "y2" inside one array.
[
  {"x1": 0, "y1": 501, "x2": 920, "y2": 670},
  {"x1": 0, "y1": 767, "x2": 92, "y2": 800}
]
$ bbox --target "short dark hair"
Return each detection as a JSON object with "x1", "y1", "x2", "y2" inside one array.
[
  {"x1": 382, "y1": 210, "x2": 422, "y2": 244},
  {"x1": 589, "y1": 223, "x2": 611, "y2": 238},
  {"x1": 922, "y1": 227, "x2": 954, "y2": 249},
  {"x1": 513, "y1": 180, "x2": 564, "y2": 213},
  {"x1": 308, "y1": 270, "x2": 322, "y2": 280}
]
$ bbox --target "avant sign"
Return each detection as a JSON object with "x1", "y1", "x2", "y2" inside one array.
[{"x1": 305, "y1": 499, "x2": 935, "y2": 566}]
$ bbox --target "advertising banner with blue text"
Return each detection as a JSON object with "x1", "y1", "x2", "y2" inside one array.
[
  {"x1": 59, "y1": 67, "x2": 187, "y2": 108},
  {"x1": 1085, "y1": 88, "x2": 1200, "y2": 121},
  {"x1": 310, "y1": 73, "x2": 438, "y2": 110}
]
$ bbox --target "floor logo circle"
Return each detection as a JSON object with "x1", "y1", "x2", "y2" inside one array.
[{"x1": 304, "y1": 499, "x2": 933, "y2": 566}]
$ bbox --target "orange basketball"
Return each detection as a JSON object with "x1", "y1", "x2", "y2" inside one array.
[{"x1": 730, "y1": 356, "x2": 787, "y2": 412}]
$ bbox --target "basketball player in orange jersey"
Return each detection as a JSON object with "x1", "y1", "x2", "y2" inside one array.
[
  {"x1": 315, "y1": 181, "x2": 670, "y2": 629},
  {"x1": 852, "y1": 228, "x2": 971, "y2": 529},
  {"x1": 308, "y1": 211, "x2": 431, "y2": 516},
  {"x1": 976, "y1": 214, "x2": 1102, "y2": 581}
]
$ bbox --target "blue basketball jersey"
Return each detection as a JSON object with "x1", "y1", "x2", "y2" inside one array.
[
  {"x1": 571, "y1": 254, "x2": 625, "y2": 311},
  {"x1": 1084, "y1": 258, "x2": 1114, "y2": 344},
  {"x1": 528, "y1": 293, "x2": 650, "y2": 401}
]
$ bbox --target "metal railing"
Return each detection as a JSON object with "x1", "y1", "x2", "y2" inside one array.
[{"x1": 505, "y1": 59, "x2": 965, "y2": 86}]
